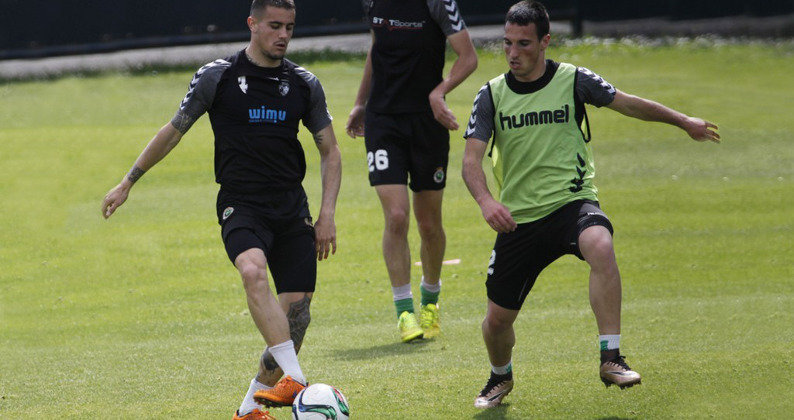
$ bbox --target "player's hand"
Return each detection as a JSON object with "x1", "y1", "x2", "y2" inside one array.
[
  {"x1": 683, "y1": 117, "x2": 720, "y2": 143},
  {"x1": 313, "y1": 214, "x2": 337, "y2": 261},
  {"x1": 101, "y1": 180, "x2": 132, "y2": 219},
  {"x1": 346, "y1": 105, "x2": 366, "y2": 138},
  {"x1": 479, "y1": 197, "x2": 517, "y2": 233},
  {"x1": 429, "y1": 90, "x2": 459, "y2": 131}
]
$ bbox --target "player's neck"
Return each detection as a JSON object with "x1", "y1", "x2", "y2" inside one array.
[
  {"x1": 245, "y1": 45, "x2": 282, "y2": 68},
  {"x1": 513, "y1": 57, "x2": 547, "y2": 83}
]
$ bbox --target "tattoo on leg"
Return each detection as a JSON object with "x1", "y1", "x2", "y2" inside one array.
[
  {"x1": 127, "y1": 166, "x2": 146, "y2": 184},
  {"x1": 287, "y1": 295, "x2": 312, "y2": 352},
  {"x1": 260, "y1": 348, "x2": 279, "y2": 376},
  {"x1": 257, "y1": 295, "x2": 312, "y2": 383}
]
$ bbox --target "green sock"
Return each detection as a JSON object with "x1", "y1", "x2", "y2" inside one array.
[
  {"x1": 420, "y1": 284, "x2": 440, "y2": 306},
  {"x1": 395, "y1": 298, "x2": 414, "y2": 316}
]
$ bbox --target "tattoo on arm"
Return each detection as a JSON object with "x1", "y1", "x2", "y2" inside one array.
[
  {"x1": 127, "y1": 166, "x2": 146, "y2": 184},
  {"x1": 313, "y1": 132, "x2": 324, "y2": 146},
  {"x1": 258, "y1": 296, "x2": 313, "y2": 380},
  {"x1": 171, "y1": 112, "x2": 195, "y2": 134}
]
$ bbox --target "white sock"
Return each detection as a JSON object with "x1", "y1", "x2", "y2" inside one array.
[
  {"x1": 491, "y1": 361, "x2": 512, "y2": 375},
  {"x1": 392, "y1": 283, "x2": 413, "y2": 301},
  {"x1": 269, "y1": 340, "x2": 306, "y2": 384},
  {"x1": 420, "y1": 276, "x2": 441, "y2": 293},
  {"x1": 238, "y1": 378, "x2": 270, "y2": 416},
  {"x1": 599, "y1": 334, "x2": 621, "y2": 351}
]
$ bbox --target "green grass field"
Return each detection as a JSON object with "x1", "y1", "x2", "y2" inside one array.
[{"x1": 1, "y1": 40, "x2": 793, "y2": 419}]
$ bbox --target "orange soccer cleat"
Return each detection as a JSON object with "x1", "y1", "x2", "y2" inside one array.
[
  {"x1": 232, "y1": 408, "x2": 275, "y2": 420},
  {"x1": 253, "y1": 376, "x2": 307, "y2": 407}
]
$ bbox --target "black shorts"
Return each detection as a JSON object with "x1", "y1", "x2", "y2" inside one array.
[
  {"x1": 364, "y1": 110, "x2": 450, "y2": 192},
  {"x1": 486, "y1": 200, "x2": 614, "y2": 310},
  {"x1": 218, "y1": 203, "x2": 316, "y2": 294}
]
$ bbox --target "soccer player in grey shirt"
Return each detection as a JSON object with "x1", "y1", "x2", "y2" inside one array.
[
  {"x1": 101, "y1": 1, "x2": 341, "y2": 418},
  {"x1": 462, "y1": 1, "x2": 719, "y2": 408}
]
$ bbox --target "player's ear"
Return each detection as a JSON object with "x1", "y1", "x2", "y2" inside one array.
[
  {"x1": 540, "y1": 34, "x2": 551, "y2": 51},
  {"x1": 247, "y1": 16, "x2": 257, "y2": 33}
]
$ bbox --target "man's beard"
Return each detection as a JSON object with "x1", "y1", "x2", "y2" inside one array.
[{"x1": 265, "y1": 50, "x2": 285, "y2": 60}]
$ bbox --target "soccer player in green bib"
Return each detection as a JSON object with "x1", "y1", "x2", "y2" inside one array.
[{"x1": 462, "y1": 1, "x2": 720, "y2": 408}]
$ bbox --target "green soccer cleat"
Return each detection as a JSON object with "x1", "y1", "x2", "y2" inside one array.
[
  {"x1": 419, "y1": 303, "x2": 440, "y2": 339},
  {"x1": 398, "y1": 311, "x2": 424, "y2": 343}
]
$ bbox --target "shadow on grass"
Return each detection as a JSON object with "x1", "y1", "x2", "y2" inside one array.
[
  {"x1": 332, "y1": 339, "x2": 430, "y2": 360},
  {"x1": 472, "y1": 404, "x2": 510, "y2": 419},
  {"x1": 469, "y1": 406, "x2": 638, "y2": 419}
]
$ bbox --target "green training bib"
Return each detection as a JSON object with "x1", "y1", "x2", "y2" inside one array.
[{"x1": 489, "y1": 63, "x2": 597, "y2": 223}]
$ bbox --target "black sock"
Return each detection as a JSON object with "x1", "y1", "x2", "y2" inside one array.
[
  {"x1": 490, "y1": 370, "x2": 512, "y2": 381},
  {"x1": 601, "y1": 348, "x2": 619, "y2": 364}
]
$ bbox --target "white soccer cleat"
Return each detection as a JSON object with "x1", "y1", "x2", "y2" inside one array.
[{"x1": 474, "y1": 374, "x2": 514, "y2": 408}]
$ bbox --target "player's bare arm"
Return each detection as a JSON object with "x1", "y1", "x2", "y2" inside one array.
[
  {"x1": 462, "y1": 139, "x2": 517, "y2": 233},
  {"x1": 429, "y1": 29, "x2": 478, "y2": 131},
  {"x1": 346, "y1": 32, "x2": 374, "y2": 139},
  {"x1": 313, "y1": 124, "x2": 342, "y2": 260},
  {"x1": 101, "y1": 122, "x2": 184, "y2": 219},
  {"x1": 607, "y1": 90, "x2": 720, "y2": 143}
]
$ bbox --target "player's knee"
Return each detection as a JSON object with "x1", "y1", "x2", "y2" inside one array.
[
  {"x1": 580, "y1": 227, "x2": 614, "y2": 260},
  {"x1": 384, "y1": 208, "x2": 409, "y2": 235},
  {"x1": 591, "y1": 239, "x2": 614, "y2": 261},
  {"x1": 238, "y1": 263, "x2": 268, "y2": 292},
  {"x1": 238, "y1": 263, "x2": 260, "y2": 282},
  {"x1": 483, "y1": 313, "x2": 512, "y2": 334},
  {"x1": 416, "y1": 218, "x2": 444, "y2": 240}
]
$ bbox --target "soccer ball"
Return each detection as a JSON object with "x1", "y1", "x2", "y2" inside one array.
[{"x1": 292, "y1": 383, "x2": 350, "y2": 420}]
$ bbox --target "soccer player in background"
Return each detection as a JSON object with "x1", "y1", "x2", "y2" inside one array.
[
  {"x1": 462, "y1": 1, "x2": 719, "y2": 408},
  {"x1": 101, "y1": 1, "x2": 342, "y2": 418},
  {"x1": 346, "y1": 0, "x2": 477, "y2": 343}
]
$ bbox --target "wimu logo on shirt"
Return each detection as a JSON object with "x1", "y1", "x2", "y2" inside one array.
[
  {"x1": 498, "y1": 104, "x2": 570, "y2": 130},
  {"x1": 248, "y1": 106, "x2": 287, "y2": 124}
]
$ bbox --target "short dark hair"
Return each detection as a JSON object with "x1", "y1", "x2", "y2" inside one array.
[
  {"x1": 251, "y1": 0, "x2": 295, "y2": 16},
  {"x1": 506, "y1": 1, "x2": 550, "y2": 39}
]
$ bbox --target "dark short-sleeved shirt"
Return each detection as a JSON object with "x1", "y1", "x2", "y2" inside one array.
[
  {"x1": 464, "y1": 60, "x2": 616, "y2": 142},
  {"x1": 363, "y1": 0, "x2": 466, "y2": 114},
  {"x1": 172, "y1": 50, "x2": 332, "y2": 197}
]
